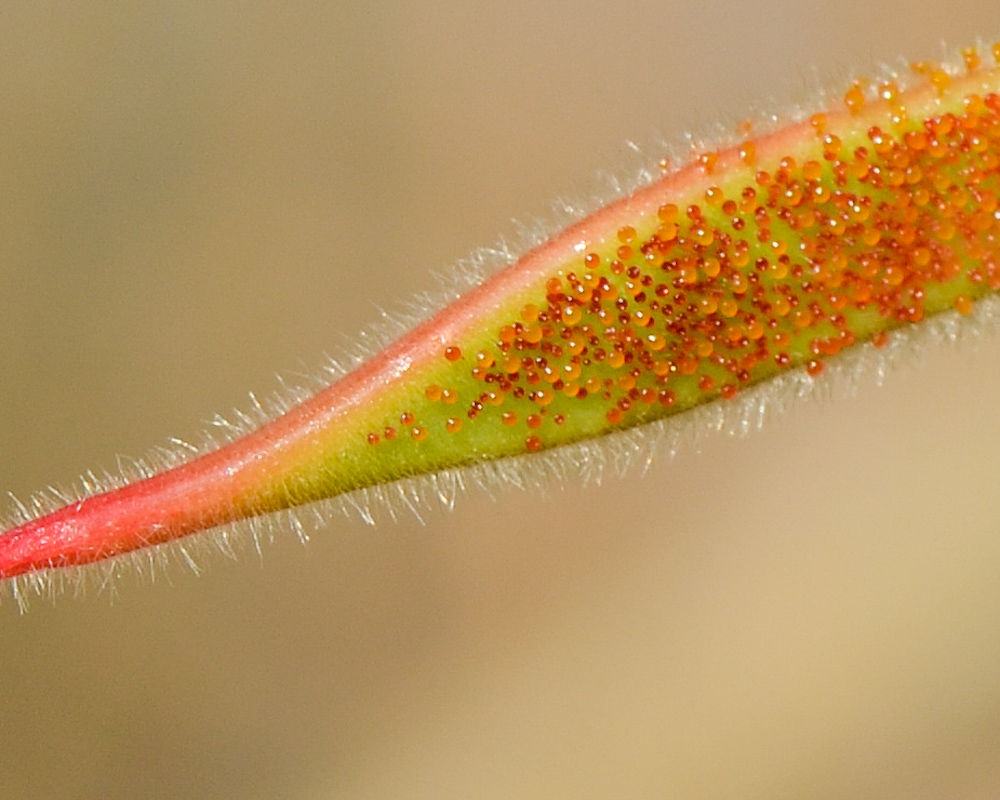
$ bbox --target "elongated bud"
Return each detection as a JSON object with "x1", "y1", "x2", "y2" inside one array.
[{"x1": 4, "y1": 42, "x2": 1000, "y2": 596}]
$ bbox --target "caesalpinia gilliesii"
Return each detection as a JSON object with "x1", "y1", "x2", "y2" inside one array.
[{"x1": 4, "y1": 42, "x2": 1000, "y2": 604}]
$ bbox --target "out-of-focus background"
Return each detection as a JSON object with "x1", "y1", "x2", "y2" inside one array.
[{"x1": 2, "y1": 2, "x2": 1000, "y2": 798}]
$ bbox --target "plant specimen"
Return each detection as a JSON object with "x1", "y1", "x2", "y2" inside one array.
[{"x1": 4, "y1": 40, "x2": 1000, "y2": 608}]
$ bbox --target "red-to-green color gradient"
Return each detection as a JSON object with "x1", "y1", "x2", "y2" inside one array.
[{"x1": 4, "y1": 44, "x2": 1000, "y2": 582}]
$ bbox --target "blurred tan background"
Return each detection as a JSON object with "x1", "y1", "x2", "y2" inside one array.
[{"x1": 3, "y1": 1, "x2": 1000, "y2": 798}]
